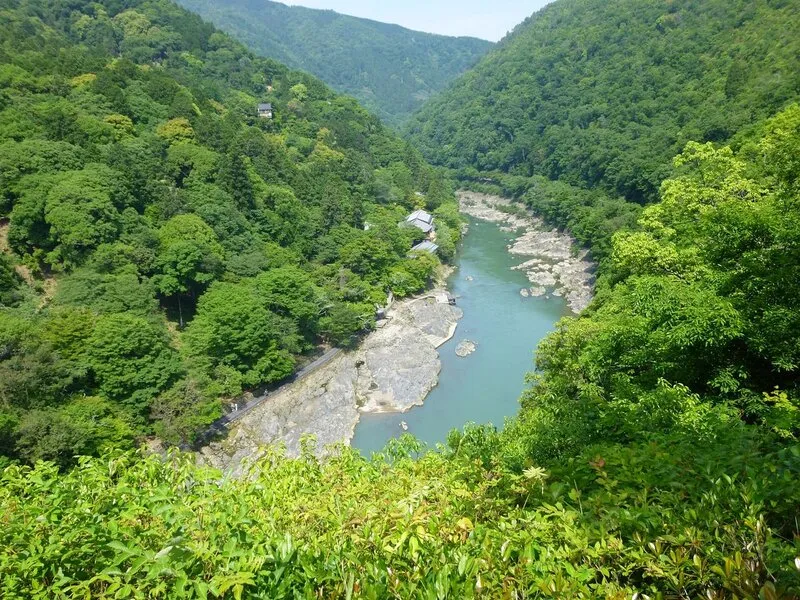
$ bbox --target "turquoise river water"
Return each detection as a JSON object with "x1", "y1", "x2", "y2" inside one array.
[{"x1": 352, "y1": 216, "x2": 571, "y2": 455}]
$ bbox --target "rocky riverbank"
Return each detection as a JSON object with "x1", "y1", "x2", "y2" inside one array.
[
  {"x1": 198, "y1": 291, "x2": 462, "y2": 474},
  {"x1": 458, "y1": 191, "x2": 595, "y2": 313}
]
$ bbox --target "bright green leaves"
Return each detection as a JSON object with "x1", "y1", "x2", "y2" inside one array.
[
  {"x1": 0, "y1": 139, "x2": 85, "y2": 216},
  {"x1": 252, "y1": 266, "x2": 323, "y2": 340},
  {"x1": 166, "y1": 142, "x2": 220, "y2": 186},
  {"x1": 610, "y1": 230, "x2": 705, "y2": 282},
  {"x1": 158, "y1": 215, "x2": 223, "y2": 260},
  {"x1": 559, "y1": 273, "x2": 745, "y2": 390},
  {"x1": 2, "y1": 434, "x2": 799, "y2": 598},
  {"x1": 156, "y1": 117, "x2": 195, "y2": 144},
  {"x1": 339, "y1": 235, "x2": 396, "y2": 281},
  {"x1": 154, "y1": 214, "x2": 224, "y2": 298},
  {"x1": 185, "y1": 281, "x2": 297, "y2": 390},
  {"x1": 758, "y1": 103, "x2": 800, "y2": 195},
  {"x1": 87, "y1": 313, "x2": 181, "y2": 416},
  {"x1": 388, "y1": 251, "x2": 438, "y2": 298}
]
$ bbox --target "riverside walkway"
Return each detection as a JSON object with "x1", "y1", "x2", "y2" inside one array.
[{"x1": 193, "y1": 348, "x2": 342, "y2": 446}]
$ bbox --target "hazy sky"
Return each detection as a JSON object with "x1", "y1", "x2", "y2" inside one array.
[{"x1": 282, "y1": 1, "x2": 553, "y2": 42}]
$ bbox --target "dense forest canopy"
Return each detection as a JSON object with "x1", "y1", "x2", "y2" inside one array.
[
  {"x1": 0, "y1": 0, "x2": 460, "y2": 466},
  {"x1": 173, "y1": 0, "x2": 493, "y2": 128},
  {"x1": 406, "y1": 0, "x2": 800, "y2": 203},
  {"x1": 2, "y1": 108, "x2": 800, "y2": 596},
  {"x1": 1, "y1": 0, "x2": 800, "y2": 596}
]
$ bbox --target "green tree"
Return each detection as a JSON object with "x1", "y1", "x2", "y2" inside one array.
[
  {"x1": 86, "y1": 314, "x2": 181, "y2": 418},
  {"x1": 339, "y1": 234, "x2": 396, "y2": 280},
  {"x1": 154, "y1": 214, "x2": 224, "y2": 326},
  {"x1": 43, "y1": 166, "x2": 131, "y2": 267},
  {"x1": 185, "y1": 281, "x2": 297, "y2": 389},
  {"x1": 0, "y1": 314, "x2": 85, "y2": 411},
  {"x1": 217, "y1": 152, "x2": 255, "y2": 210},
  {"x1": 252, "y1": 266, "x2": 322, "y2": 341},
  {"x1": 318, "y1": 302, "x2": 374, "y2": 347},
  {"x1": 156, "y1": 117, "x2": 195, "y2": 144},
  {"x1": 14, "y1": 397, "x2": 135, "y2": 469},
  {"x1": 387, "y1": 253, "x2": 438, "y2": 297},
  {"x1": 151, "y1": 379, "x2": 221, "y2": 446}
]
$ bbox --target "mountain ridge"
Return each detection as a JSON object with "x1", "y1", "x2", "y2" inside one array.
[
  {"x1": 175, "y1": 0, "x2": 493, "y2": 126},
  {"x1": 406, "y1": 0, "x2": 800, "y2": 202}
]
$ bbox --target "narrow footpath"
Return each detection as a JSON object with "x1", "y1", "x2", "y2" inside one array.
[{"x1": 194, "y1": 348, "x2": 342, "y2": 447}]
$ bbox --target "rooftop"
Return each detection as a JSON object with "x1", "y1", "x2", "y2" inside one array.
[
  {"x1": 411, "y1": 240, "x2": 439, "y2": 254},
  {"x1": 406, "y1": 209, "x2": 433, "y2": 225},
  {"x1": 407, "y1": 218, "x2": 434, "y2": 234}
]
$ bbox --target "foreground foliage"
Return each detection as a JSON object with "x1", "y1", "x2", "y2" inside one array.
[{"x1": 1, "y1": 430, "x2": 798, "y2": 598}]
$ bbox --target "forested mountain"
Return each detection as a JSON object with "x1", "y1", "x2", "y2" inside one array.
[
  {"x1": 174, "y1": 0, "x2": 493, "y2": 127},
  {"x1": 3, "y1": 109, "x2": 800, "y2": 595},
  {"x1": 0, "y1": 0, "x2": 459, "y2": 466},
  {"x1": 406, "y1": 0, "x2": 800, "y2": 203},
  {"x1": 2, "y1": 0, "x2": 800, "y2": 596}
]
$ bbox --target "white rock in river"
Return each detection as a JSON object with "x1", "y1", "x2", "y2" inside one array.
[
  {"x1": 530, "y1": 286, "x2": 546, "y2": 297},
  {"x1": 528, "y1": 270, "x2": 557, "y2": 287},
  {"x1": 455, "y1": 339, "x2": 477, "y2": 357},
  {"x1": 520, "y1": 288, "x2": 530, "y2": 297},
  {"x1": 457, "y1": 190, "x2": 595, "y2": 315}
]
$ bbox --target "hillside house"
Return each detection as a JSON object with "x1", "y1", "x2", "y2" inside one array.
[
  {"x1": 257, "y1": 103, "x2": 273, "y2": 119},
  {"x1": 405, "y1": 209, "x2": 435, "y2": 235},
  {"x1": 411, "y1": 240, "x2": 439, "y2": 254}
]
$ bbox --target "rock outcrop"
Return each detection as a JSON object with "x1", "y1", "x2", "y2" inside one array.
[
  {"x1": 455, "y1": 339, "x2": 477, "y2": 357},
  {"x1": 198, "y1": 292, "x2": 462, "y2": 473}
]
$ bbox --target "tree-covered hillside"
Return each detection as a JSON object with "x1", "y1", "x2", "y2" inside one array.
[
  {"x1": 0, "y1": 0, "x2": 459, "y2": 467},
  {"x1": 2, "y1": 0, "x2": 800, "y2": 596},
  {"x1": 174, "y1": 0, "x2": 493, "y2": 128},
  {"x1": 3, "y1": 108, "x2": 800, "y2": 596},
  {"x1": 406, "y1": 0, "x2": 800, "y2": 203}
]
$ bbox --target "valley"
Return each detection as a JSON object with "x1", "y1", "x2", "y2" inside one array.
[{"x1": 1, "y1": 0, "x2": 799, "y2": 597}]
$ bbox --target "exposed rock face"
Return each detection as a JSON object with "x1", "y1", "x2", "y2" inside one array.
[
  {"x1": 455, "y1": 339, "x2": 477, "y2": 357},
  {"x1": 198, "y1": 292, "x2": 462, "y2": 473},
  {"x1": 355, "y1": 296, "x2": 462, "y2": 413},
  {"x1": 458, "y1": 191, "x2": 595, "y2": 313},
  {"x1": 198, "y1": 352, "x2": 360, "y2": 476},
  {"x1": 530, "y1": 286, "x2": 546, "y2": 297}
]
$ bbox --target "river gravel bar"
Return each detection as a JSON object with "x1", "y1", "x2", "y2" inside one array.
[{"x1": 458, "y1": 191, "x2": 594, "y2": 313}]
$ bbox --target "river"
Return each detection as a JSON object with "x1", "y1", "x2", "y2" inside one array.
[{"x1": 352, "y1": 214, "x2": 571, "y2": 455}]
